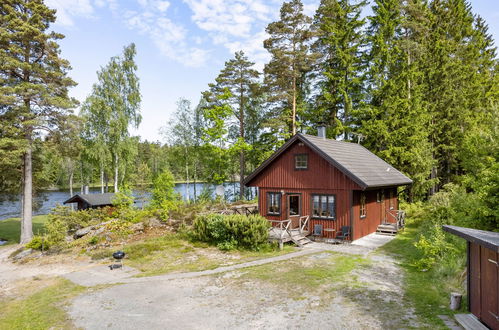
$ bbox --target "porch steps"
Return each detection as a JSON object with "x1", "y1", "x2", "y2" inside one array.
[
  {"x1": 291, "y1": 235, "x2": 313, "y2": 248},
  {"x1": 376, "y1": 223, "x2": 399, "y2": 236}
]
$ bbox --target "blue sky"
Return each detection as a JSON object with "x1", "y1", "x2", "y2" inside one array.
[{"x1": 46, "y1": 0, "x2": 499, "y2": 142}]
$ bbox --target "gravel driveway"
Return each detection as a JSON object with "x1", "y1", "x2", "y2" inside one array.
[{"x1": 68, "y1": 234, "x2": 421, "y2": 329}]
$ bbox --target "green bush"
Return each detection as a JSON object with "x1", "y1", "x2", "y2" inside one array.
[
  {"x1": 192, "y1": 214, "x2": 270, "y2": 251},
  {"x1": 150, "y1": 169, "x2": 180, "y2": 220},
  {"x1": 26, "y1": 235, "x2": 50, "y2": 250}
]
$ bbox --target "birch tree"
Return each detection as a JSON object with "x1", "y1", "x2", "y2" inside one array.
[{"x1": 81, "y1": 44, "x2": 141, "y2": 192}]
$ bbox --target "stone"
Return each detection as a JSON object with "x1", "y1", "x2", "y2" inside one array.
[
  {"x1": 147, "y1": 218, "x2": 165, "y2": 228},
  {"x1": 65, "y1": 235, "x2": 75, "y2": 242},
  {"x1": 13, "y1": 248, "x2": 33, "y2": 261},
  {"x1": 91, "y1": 227, "x2": 105, "y2": 236},
  {"x1": 131, "y1": 222, "x2": 145, "y2": 232},
  {"x1": 74, "y1": 226, "x2": 94, "y2": 239}
]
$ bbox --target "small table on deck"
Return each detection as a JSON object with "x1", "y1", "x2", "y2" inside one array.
[{"x1": 323, "y1": 228, "x2": 336, "y2": 237}]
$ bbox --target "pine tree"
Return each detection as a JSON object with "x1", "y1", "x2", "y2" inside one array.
[
  {"x1": 311, "y1": 0, "x2": 367, "y2": 139},
  {"x1": 264, "y1": 0, "x2": 315, "y2": 138},
  {"x1": 204, "y1": 51, "x2": 260, "y2": 199},
  {"x1": 0, "y1": 0, "x2": 77, "y2": 243}
]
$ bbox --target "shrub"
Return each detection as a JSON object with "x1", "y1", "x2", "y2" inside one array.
[
  {"x1": 26, "y1": 235, "x2": 50, "y2": 250},
  {"x1": 192, "y1": 214, "x2": 270, "y2": 251},
  {"x1": 112, "y1": 188, "x2": 135, "y2": 209},
  {"x1": 150, "y1": 169, "x2": 180, "y2": 220}
]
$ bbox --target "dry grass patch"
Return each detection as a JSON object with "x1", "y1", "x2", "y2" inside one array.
[{"x1": 88, "y1": 233, "x2": 296, "y2": 277}]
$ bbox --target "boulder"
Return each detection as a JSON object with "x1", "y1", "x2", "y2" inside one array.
[
  {"x1": 13, "y1": 248, "x2": 33, "y2": 261},
  {"x1": 131, "y1": 222, "x2": 145, "y2": 232},
  {"x1": 74, "y1": 226, "x2": 93, "y2": 239},
  {"x1": 91, "y1": 227, "x2": 105, "y2": 236},
  {"x1": 147, "y1": 218, "x2": 165, "y2": 228}
]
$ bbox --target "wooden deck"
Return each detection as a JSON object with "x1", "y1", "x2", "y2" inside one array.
[
  {"x1": 268, "y1": 216, "x2": 312, "y2": 248},
  {"x1": 376, "y1": 210, "x2": 406, "y2": 236}
]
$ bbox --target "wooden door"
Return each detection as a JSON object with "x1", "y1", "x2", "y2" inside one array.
[
  {"x1": 287, "y1": 194, "x2": 301, "y2": 229},
  {"x1": 481, "y1": 247, "x2": 499, "y2": 330},
  {"x1": 380, "y1": 190, "x2": 386, "y2": 223}
]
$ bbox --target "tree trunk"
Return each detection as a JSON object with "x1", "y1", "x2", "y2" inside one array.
[
  {"x1": 193, "y1": 154, "x2": 197, "y2": 203},
  {"x1": 239, "y1": 83, "x2": 245, "y2": 200},
  {"x1": 185, "y1": 148, "x2": 190, "y2": 203},
  {"x1": 114, "y1": 153, "x2": 119, "y2": 193},
  {"x1": 69, "y1": 169, "x2": 74, "y2": 210},
  {"x1": 80, "y1": 160, "x2": 84, "y2": 194},
  {"x1": 20, "y1": 144, "x2": 33, "y2": 244},
  {"x1": 100, "y1": 164, "x2": 104, "y2": 194},
  {"x1": 292, "y1": 75, "x2": 297, "y2": 135}
]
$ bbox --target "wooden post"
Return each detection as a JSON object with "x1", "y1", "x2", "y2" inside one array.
[{"x1": 450, "y1": 292, "x2": 462, "y2": 310}]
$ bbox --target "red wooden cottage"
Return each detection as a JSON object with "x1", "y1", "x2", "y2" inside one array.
[{"x1": 244, "y1": 130, "x2": 412, "y2": 242}]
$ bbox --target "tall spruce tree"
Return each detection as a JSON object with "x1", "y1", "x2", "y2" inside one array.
[
  {"x1": 204, "y1": 51, "x2": 260, "y2": 199},
  {"x1": 424, "y1": 0, "x2": 497, "y2": 191},
  {"x1": 358, "y1": 0, "x2": 434, "y2": 199},
  {"x1": 264, "y1": 0, "x2": 315, "y2": 138},
  {"x1": 312, "y1": 0, "x2": 367, "y2": 139},
  {"x1": 0, "y1": 0, "x2": 77, "y2": 243}
]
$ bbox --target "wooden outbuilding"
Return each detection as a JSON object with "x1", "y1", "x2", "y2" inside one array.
[
  {"x1": 443, "y1": 225, "x2": 499, "y2": 330},
  {"x1": 63, "y1": 193, "x2": 116, "y2": 210},
  {"x1": 244, "y1": 131, "x2": 412, "y2": 243}
]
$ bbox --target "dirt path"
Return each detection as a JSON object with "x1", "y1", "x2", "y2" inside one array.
[
  {"x1": 68, "y1": 234, "x2": 421, "y2": 329},
  {"x1": 0, "y1": 245, "x2": 95, "y2": 296},
  {"x1": 62, "y1": 234, "x2": 393, "y2": 287},
  {"x1": 68, "y1": 249, "x2": 418, "y2": 329}
]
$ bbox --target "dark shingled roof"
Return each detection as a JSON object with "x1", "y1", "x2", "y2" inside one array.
[
  {"x1": 443, "y1": 225, "x2": 499, "y2": 252},
  {"x1": 63, "y1": 193, "x2": 116, "y2": 206},
  {"x1": 244, "y1": 133, "x2": 413, "y2": 189}
]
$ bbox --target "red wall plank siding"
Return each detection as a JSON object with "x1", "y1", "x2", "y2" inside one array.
[
  {"x1": 259, "y1": 187, "x2": 351, "y2": 238},
  {"x1": 470, "y1": 242, "x2": 482, "y2": 318},
  {"x1": 250, "y1": 142, "x2": 361, "y2": 191}
]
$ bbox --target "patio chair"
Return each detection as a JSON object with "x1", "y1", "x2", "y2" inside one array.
[
  {"x1": 336, "y1": 226, "x2": 350, "y2": 241},
  {"x1": 313, "y1": 224, "x2": 323, "y2": 237}
]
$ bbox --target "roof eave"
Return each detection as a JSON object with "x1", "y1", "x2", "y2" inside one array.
[{"x1": 443, "y1": 225, "x2": 499, "y2": 252}]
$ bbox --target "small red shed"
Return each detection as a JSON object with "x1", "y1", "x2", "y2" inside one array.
[
  {"x1": 443, "y1": 225, "x2": 499, "y2": 330},
  {"x1": 244, "y1": 132, "x2": 412, "y2": 241}
]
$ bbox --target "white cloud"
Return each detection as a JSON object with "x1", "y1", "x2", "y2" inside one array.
[
  {"x1": 124, "y1": 4, "x2": 210, "y2": 67},
  {"x1": 183, "y1": 0, "x2": 278, "y2": 69},
  {"x1": 45, "y1": 0, "x2": 94, "y2": 26}
]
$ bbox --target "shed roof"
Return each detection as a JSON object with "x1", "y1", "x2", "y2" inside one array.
[
  {"x1": 244, "y1": 133, "x2": 413, "y2": 189},
  {"x1": 63, "y1": 193, "x2": 116, "y2": 206},
  {"x1": 443, "y1": 225, "x2": 499, "y2": 253}
]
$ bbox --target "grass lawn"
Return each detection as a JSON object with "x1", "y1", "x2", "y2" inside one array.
[
  {"x1": 0, "y1": 277, "x2": 85, "y2": 329},
  {"x1": 0, "y1": 215, "x2": 48, "y2": 245},
  {"x1": 88, "y1": 233, "x2": 296, "y2": 277},
  {"x1": 379, "y1": 221, "x2": 466, "y2": 328}
]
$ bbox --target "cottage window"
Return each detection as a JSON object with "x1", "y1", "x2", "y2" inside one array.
[
  {"x1": 267, "y1": 192, "x2": 281, "y2": 215},
  {"x1": 377, "y1": 190, "x2": 385, "y2": 203},
  {"x1": 312, "y1": 194, "x2": 336, "y2": 219},
  {"x1": 294, "y1": 154, "x2": 308, "y2": 169},
  {"x1": 360, "y1": 193, "x2": 366, "y2": 218}
]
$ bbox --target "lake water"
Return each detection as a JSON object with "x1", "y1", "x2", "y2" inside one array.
[{"x1": 0, "y1": 182, "x2": 257, "y2": 221}]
